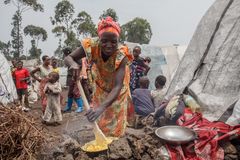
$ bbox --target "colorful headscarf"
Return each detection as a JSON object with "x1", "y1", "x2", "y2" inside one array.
[{"x1": 97, "y1": 16, "x2": 121, "y2": 37}]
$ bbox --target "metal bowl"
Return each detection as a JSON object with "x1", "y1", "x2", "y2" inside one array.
[{"x1": 155, "y1": 126, "x2": 197, "y2": 145}]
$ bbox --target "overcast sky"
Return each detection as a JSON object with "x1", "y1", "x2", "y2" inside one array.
[{"x1": 0, "y1": 0, "x2": 215, "y2": 56}]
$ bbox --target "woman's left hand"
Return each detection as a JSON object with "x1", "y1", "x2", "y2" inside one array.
[{"x1": 85, "y1": 106, "x2": 105, "y2": 122}]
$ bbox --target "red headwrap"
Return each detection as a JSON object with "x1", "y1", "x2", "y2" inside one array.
[{"x1": 97, "y1": 16, "x2": 121, "y2": 37}]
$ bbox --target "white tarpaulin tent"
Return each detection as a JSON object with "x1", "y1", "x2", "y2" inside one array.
[{"x1": 0, "y1": 52, "x2": 17, "y2": 105}]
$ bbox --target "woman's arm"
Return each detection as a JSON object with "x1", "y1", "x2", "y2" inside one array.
[
  {"x1": 64, "y1": 47, "x2": 86, "y2": 79},
  {"x1": 30, "y1": 67, "x2": 41, "y2": 82},
  {"x1": 64, "y1": 47, "x2": 86, "y2": 68},
  {"x1": 86, "y1": 57, "x2": 128, "y2": 122},
  {"x1": 43, "y1": 83, "x2": 48, "y2": 93}
]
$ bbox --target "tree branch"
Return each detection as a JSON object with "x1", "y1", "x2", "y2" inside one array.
[
  {"x1": 36, "y1": 38, "x2": 39, "y2": 48},
  {"x1": 12, "y1": 0, "x2": 17, "y2": 7},
  {"x1": 21, "y1": 6, "x2": 32, "y2": 13}
]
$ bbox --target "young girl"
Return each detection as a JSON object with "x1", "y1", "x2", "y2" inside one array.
[{"x1": 42, "y1": 72, "x2": 62, "y2": 125}]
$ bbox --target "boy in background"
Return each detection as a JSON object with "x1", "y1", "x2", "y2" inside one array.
[
  {"x1": 144, "y1": 56, "x2": 151, "y2": 66},
  {"x1": 42, "y1": 72, "x2": 62, "y2": 125},
  {"x1": 132, "y1": 76, "x2": 155, "y2": 117},
  {"x1": 151, "y1": 75, "x2": 167, "y2": 108},
  {"x1": 12, "y1": 60, "x2": 30, "y2": 111}
]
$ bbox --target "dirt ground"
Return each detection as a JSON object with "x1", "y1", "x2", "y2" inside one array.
[
  {"x1": 26, "y1": 88, "x2": 94, "y2": 141},
  {"x1": 24, "y1": 88, "x2": 164, "y2": 160}
]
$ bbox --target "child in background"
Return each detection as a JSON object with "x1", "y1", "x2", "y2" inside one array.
[
  {"x1": 132, "y1": 76, "x2": 155, "y2": 117},
  {"x1": 144, "y1": 56, "x2": 151, "y2": 75},
  {"x1": 151, "y1": 75, "x2": 167, "y2": 108},
  {"x1": 51, "y1": 58, "x2": 60, "y2": 74},
  {"x1": 144, "y1": 56, "x2": 151, "y2": 66},
  {"x1": 42, "y1": 72, "x2": 62, "y2": 125},
  {"x1": 12, "y1": 60, "x2": 30, "y2": 111},
  {"x1": 51, "y1": 57, "x2": 65, "y2": 105}
]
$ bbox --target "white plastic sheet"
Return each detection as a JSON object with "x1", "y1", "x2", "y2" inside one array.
[{"x1": 0, "y1": 52, "x2": 18, "y2": 105}]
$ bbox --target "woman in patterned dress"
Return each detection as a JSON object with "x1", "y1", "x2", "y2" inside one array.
[{"x1": 64, "y1": 17, "x2": 133, "y2": 137}]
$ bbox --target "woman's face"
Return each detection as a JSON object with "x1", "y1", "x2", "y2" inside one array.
[
  {"x1": 44, "y1": 57, "x2": 51, "y2": 66},
  {"x1": 100, "y1": 32, "x2": 119, "y2": 56}
]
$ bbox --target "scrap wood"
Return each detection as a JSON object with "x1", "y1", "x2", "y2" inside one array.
[{"x1": 0, "y1": 106, "x2": 47, "y2": 160}]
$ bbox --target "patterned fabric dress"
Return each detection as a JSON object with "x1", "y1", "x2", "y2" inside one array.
[
  {"x1": 39, "y1": 65, "x2": 53, "y2": 113},
  {"x1": 81, "y1": 38, "x2": 133, "y2": 137}
]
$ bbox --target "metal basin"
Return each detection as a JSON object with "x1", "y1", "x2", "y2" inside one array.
[{"x1": 155, "y1": 126, "x2": 197, "y2": 145}]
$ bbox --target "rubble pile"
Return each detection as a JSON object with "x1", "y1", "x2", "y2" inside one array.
[{"x1": 48, "y1": 124, "x2": 165, "y2": 160}]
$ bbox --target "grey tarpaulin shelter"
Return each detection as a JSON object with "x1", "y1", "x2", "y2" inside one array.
[{"x1": 166, "y1": 0, "x2": 240, "y2": 123}]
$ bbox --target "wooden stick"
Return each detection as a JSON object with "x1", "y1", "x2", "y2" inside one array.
[{"x1": 76, "y1": 80, "x2": 107, "y2": 141}]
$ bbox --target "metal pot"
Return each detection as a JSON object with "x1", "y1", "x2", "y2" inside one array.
[{"x1": 155, "y1": 125, "x2": 197, "y2": 145}]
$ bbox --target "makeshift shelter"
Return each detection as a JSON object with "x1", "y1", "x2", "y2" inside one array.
[
  {"x1": 166, "y1": 0, "x2": 240, "y2": 124},
  {"x1": 0, "y1": 52, "x2": 18, "y2": 105}
]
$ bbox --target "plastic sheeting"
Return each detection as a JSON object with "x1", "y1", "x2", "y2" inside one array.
[
  {"x1": 166, "y1": 0, "x2": 240, "y2": 122},
  {"x1": 226, "y1": 99, "x2": 240, "y2": 125},
  {"x1": 0, "y1": 52, "x2": 18, "y2": 105}
]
